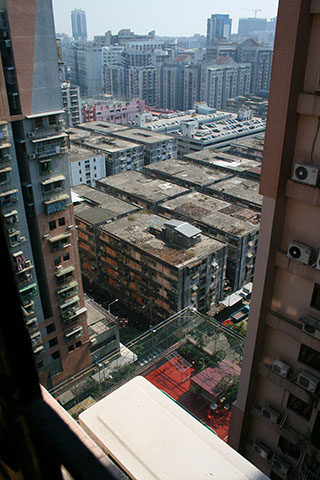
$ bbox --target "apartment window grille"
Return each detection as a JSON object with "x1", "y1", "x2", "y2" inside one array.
[
  {"x1": 277, "y1": 436, "x2": 300, "y2": 460},
  {"x1": 287, "y1": 393, "x2": 312, "y2": 420},
  {"x1": 39, "y1": 159, "x2": 52, "y2": 175},
  {"x1": 33, "y1": 117, "x2": 44, "y2": 129},
  {"x1": 311, "y1": 283, "x2": 320, "y2": 311},
  {"x1": 299, "y1": 344, "x2": 320, "y2": 372}
]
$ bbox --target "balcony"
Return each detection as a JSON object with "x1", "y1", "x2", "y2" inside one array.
[
  {"x1": 19, "y1": 282, "x2": 37, "y2": 306},
  {"x1": 56, "y1": 281, "x2": 78, "y2": 300},
  {"x1": 0, "y1": 121, "x2": 9, "y2": 140},
  {"x1": 43, "y1": 193, "x2": 69, "y2": 215},
  {"x1": 0, "y1": 143, "x2": 12, "y2": 163},
  {"x1": 59, "y1": 295, "x2": 80, "y2": 323},
  {"x1": 48, "y1": 232, "x2": 71, "y2": 252},
  {"x1": 55, "y1": 265, "x2": 75, "y2": 285},
  {"x1": 0, "y1": 188, "x2": 18, "y2": 208},
  {"x1": 31, "y1": 133, "x2": 68, "y2": 159},
  {"x1": 64, "y1": 325, "x2": 83, "y2": 343}
]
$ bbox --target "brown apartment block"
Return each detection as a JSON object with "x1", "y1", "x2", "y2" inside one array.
[
  {"x1": 228, "y1": 1, "x2": 320, "y2": 479},
  {"x1": 0, "y1": 1, "x2": 91, "y2": 388},
  {"x1": 74, "y1": 196, "x2": 227, "y2": 323}
]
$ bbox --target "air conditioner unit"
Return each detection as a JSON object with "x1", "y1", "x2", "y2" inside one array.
[
  {"x1": 287, "y1": 241, "x2": 318, "y2": 266},
  {"x1": 253, "y1": 442, "x2": 271, "y2": 460},
  {"x1": 292, "y1": 163, "x2": 320, "y2": 186},
  {"x1": 28, "y1": 153, "x2": 36, "y2": 160},
  {"x1": 56, "y1": 265, "x2": 63, "y2": 271},
  {"x1": 260, "y1": 406, "x2": 281, "y2": 424},
  {"x1": 301, "y1": 315, "x2": 320, "y2": 339},
  {"x1": 58, "y1": 126, "x2": 64, "y2": 132},
  {"x1": 296, "y1": 370, "x2": 320, "y2": 393},
  {"x1": 271, "y1": 359, "x2": 291, "y2": 377},
  {"x1": 271, "y1": 455, "x2": 290, "y2": 476}
]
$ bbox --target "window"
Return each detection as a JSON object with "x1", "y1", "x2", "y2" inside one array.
[
  {"x1": 54, "y1": 256, "x2": 61, "y2": 266},
  {"x1": 49, "y1": 337, "x2": 58, "y2": 348},
  {"x1": 287, "y1": 393, "x2": 312, "y2": 420},
  {"x1": 299, "y1": 344, "x2": 320, "y2": 372},
  {"x1": 58, "y1": 217, "x2": 65, "y2": 226},
  {"x1": 33, "y1": 117, "x2": 44, "y2": 129},
  {"x1": 63, "y1": 252, "x2": 70, "y2": 262},
  {"x1": 311, "y1": 284, "x2": 320, "y2": 310},
  {"x1": 48, "y1": 115, "x2": 57, "y2": 126},
  {"x1": 278, "y1": 436, "x2": 300, "y2": 460},
  {"x1": 49, "y1": 220, "x2": 56, "y2": 230},
  {"x1": 46, "y1": 323, "x2": 56, "y2": 334}
]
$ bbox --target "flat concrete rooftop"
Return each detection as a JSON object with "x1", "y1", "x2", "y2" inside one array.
[
  {"x1": 68, "y1": 145, "x2": 104, "y2": 162},
  {"x1": 72, "y1": 184, "x2": 138, "y2": 225},
  {"x1": 184, "y1": 149, "x2": 261, "y2": 175},
  {"x1": 76, "y1": 121, "x2": 129, "y2": 134},
  {"x1": 110, "y1": 127, "x2": 175, "y2": 144},
  {"x1": 160, "y1": 191, "x2": 260, "y2": 237},
  {"x1": 207, "y1": 177, "x2": 263, "y2": 208},
  {"x1": 97, "y1": 170, "x2": 189, "y2": 204},
  {"x1": 99, "y1": 211, "x2": 224, "y2": 268},
  {"x1": 78, "y1": 134, "x2": 140, "y2": 153},
  {"x1": 143, "y1": 159, "x2": 231, "y2": 187}
]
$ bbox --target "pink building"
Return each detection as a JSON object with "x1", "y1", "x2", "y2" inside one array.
[{"x1": 81, "y1": 98, "x2": 145, "y2": 124}]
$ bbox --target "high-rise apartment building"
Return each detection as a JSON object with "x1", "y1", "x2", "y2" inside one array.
[
  {"x1": 0, "y1": 1, "x2": 91, "y2": 388},
  {"x1": 229, "y1": 1, "x2": 320, "y2": 478},
  {"x1": 202, "y1": 58, "x2": 251, "y2": 110},
  {"x1": 207, "y1": 14, "x2": 232, "y2": 46},
  {"x1": 238, "y1": 18, "x2": 268, "y2": 36},
  {"x1": 71, "y1": 8, "x2": 87, "y2": 41},
  {"x1": 236, "y1": 39, "x2": 273, "y2": 94}
]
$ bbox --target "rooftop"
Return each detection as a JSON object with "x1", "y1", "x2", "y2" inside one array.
[
  {"x1": 97, "y1": 170, "x2": 189, "y2": 204},
  {"x1": 159, "y1": 191, "x2": 260, "y2": 236},
  {"x1": 72, "y1": 184, "x2": 138, "y2": 225},
  {"x1": 68, "y1": 145, "x2": 104, "y2": 163},
  {"x1": 85, "y1": 297, "x2": 117, "y2": 337},
  {"x1": 184, "y1": 149, "x2": 261, "y2": 176},
  {"x1": 229, "y1": 133, "x2": 265, "y2": 150},
  {"x1": 99, "y1": 211, "x2": 224, "y2": 267},
  {"x1": 110, "y1": 127, "x2": 175, "y2": 144},
  {"x1": 144, "y1": 110, "x2": 266, "y2": 146},
  {"x1": 78, "y1": 376, "x2": 268, "y2": 480},
  {"x1": 143, "y1": 158, "x2": 231, "y2": 188},
  {"x1": 76, "y1": 121, "x2": 130, "y2": 135},
  {"x1": 207, "y1": 177, "x2": 263, "y2": 209},
  {"x1": 76, "y1": 134, "x2": 140, "y2": 153}
]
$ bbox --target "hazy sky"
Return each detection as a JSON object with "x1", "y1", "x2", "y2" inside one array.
[{"x1": 52, "y1": 0, "x2": 279, "y2": 39}]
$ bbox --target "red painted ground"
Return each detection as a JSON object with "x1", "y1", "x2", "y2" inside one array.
[{"x1": 145, "y1": 358, "x2": 231, "y2": 442}]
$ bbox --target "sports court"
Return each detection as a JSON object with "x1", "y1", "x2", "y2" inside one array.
[{"x1": 145, "y1": 350, "x2": 232, "y2": 441}]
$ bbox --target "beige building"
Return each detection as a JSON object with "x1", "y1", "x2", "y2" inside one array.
[{"x1": 228, "y1": 1, "x2": 320, "y2": 479}]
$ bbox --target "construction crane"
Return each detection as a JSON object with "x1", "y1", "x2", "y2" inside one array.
[{"x1": 241, "y1": 7, "x2": 262, "y2": 18}]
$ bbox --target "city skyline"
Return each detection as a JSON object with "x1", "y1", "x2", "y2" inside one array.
[{"x1": 52, "y1": 0, "x2": 279, "y2": 39}]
